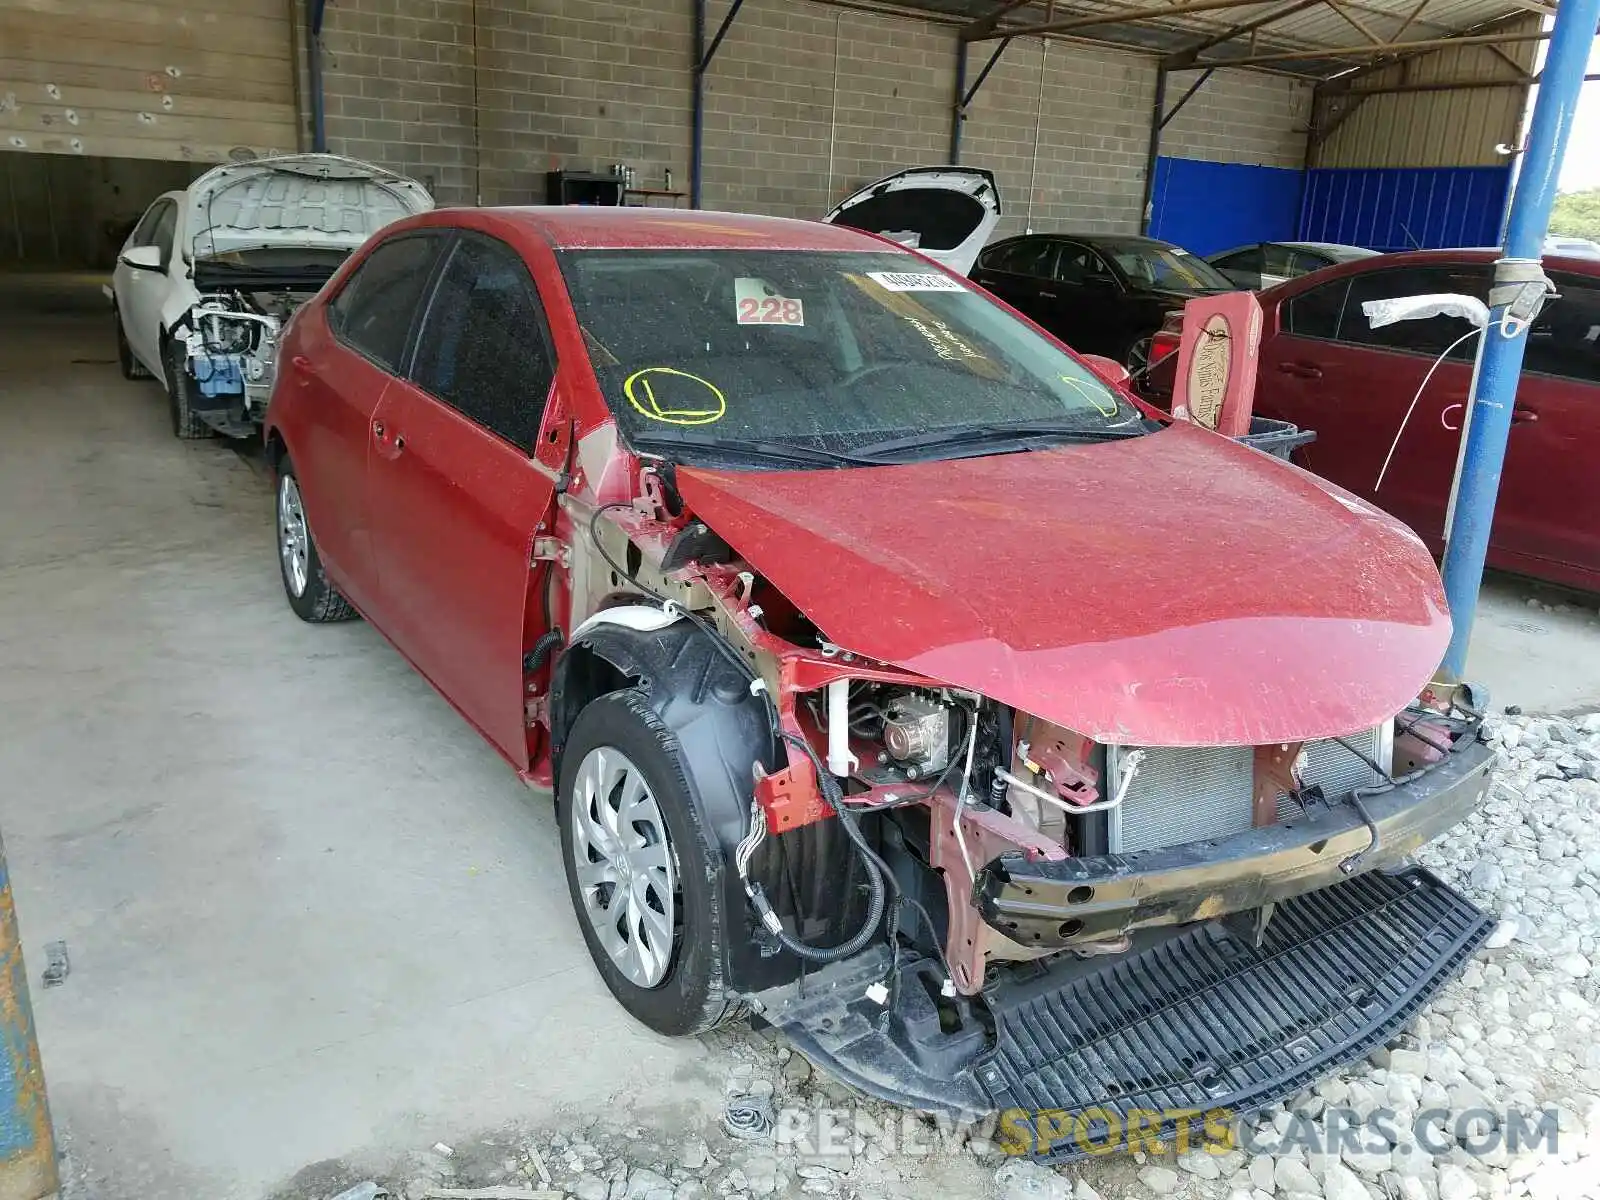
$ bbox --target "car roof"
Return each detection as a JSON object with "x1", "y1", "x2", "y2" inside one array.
[
  {"x1": 437, "y1": 206, "x2": 898, "y2": 253},
  {"x1": 1260, "y1": 246, "x2": 1600, "y2": 295}
]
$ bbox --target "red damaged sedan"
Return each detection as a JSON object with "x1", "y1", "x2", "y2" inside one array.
[{"x1": 265, "y1": 207, "x2": 1494, "y2": 1154}]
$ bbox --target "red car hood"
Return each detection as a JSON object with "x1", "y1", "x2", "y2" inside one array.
[{"x1": 676, "y1": 422, "x2": 1450, "y2": 747}]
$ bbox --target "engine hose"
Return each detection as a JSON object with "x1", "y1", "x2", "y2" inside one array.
[
  {"x1": 745, "y1": 732, "x2": 888, "y2": 964},
  {"x1": 524, "y1": 628, "x2": 564, "y2": 674},
  {"x1": 586, "y1": 502, "x2": 893, "y2": 963}
]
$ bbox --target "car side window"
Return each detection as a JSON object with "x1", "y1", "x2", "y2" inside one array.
[
  {"x1": 1283, "y1": 277, "x2": 1349, "y2": 339},
  {"x1": 409, "y1": 234, "x2": 556, "y2": 449},
  {"x1": 1338, "y1": 266, "x2": 1488, "y2": 359},
  {"x1": 1214, "y1": 246, "x2": 1264, "y2": 287},
  {"x1": 985, "y1": 240, "x2": 1057, "y2": 279},
  {"x1": 1524, "y1": 273, "x2": 1600, "y2": 384},
  {"x1": 130, "y1": 200, "x2": 168, "y2": 247},
  {"x1": 1289, "y1": 249, "x2": 1332, "y2": 277},
  {"x1": 1261, "y1": 244, "x2": 1295, "y2": 278},
  {"x1": 328, "y1": 233, "x2": 447, "y2": 370},
  {"x1": 1056, "y1": 245, "x2": 1115, "y2": 286},
  {"x1": 150, "y1": 203, "x2": 178, "y2": 269}
]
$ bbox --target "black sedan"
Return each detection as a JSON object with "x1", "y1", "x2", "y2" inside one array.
[{"x1": 970, "y1": 233, "x2": 1235, "y2": 372}]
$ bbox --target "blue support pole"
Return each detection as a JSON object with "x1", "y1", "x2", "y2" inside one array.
[
  {"x1": 1438, "y1": 2, "x2": 1600, "y2": 677},
  {"x1": 0, "y1": 833, "x2": 57, "y2": 1200}
]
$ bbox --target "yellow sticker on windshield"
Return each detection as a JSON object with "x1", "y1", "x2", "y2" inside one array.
[{"x1": 624, "y1": 367, "x2": 727, "y2": 426}]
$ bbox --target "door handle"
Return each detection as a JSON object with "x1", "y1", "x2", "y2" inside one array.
[
  {"x1": 1038, "y1": 290, "x2": 1058, "y2": 299},
  {"x1": 372, "y1": 420, "x2": 385, "y2": 439},
  {"x1": 1277, "y1": 361, "x2": 1323, "y2": 379},
  {"x1": 1512, "y1": 407, "x2": 1539, "y2": 424}
]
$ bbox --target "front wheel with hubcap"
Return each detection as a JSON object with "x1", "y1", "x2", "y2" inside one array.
[
  {"x1": 275, "y1": 457, "x2": 356, "y2": 623},
  {"x1": 558, "y1": 689, "x2": 742, "y2": 1035}
]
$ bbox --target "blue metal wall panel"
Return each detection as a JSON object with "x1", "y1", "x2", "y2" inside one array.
[
  {"x1": 1147, "y1": 157, "x2": 1305, "y2": 256},
  {"x1": 1297, "y1": 166, "x2": 1511, "y2": 251}
]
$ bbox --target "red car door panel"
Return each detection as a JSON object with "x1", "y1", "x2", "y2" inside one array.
[
  {"x1": 365, "y1": 231, "x2": 561, "y2": 770},
  {"x1": 366, "y1": 383, "x2": 554, "y2": 765},
  {"x1": 284, "y1": 317, "x2": 393, "y2": 610},
  {"x1": 1495, "y1": 271, "x2": 1600, "y2": 577},
  {"x1": 1255, "y1": 264, "x2": 1485, "y2": 549},
  {"x1": 282, "y1": 232, "x2": 453, "y2": 610}
]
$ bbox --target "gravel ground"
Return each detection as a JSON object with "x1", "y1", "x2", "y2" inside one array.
[{"x1": 259, "y1": 709, "x2": 1600, "y2": 1200}]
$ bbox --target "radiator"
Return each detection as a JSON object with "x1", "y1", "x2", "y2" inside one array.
[{"x1": 1107, "y1": 725, "x2": 1391, "y2": 854}]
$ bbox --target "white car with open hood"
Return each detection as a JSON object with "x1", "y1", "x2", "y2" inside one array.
[
  {"x1": 823, "y1": 166, "x2": 1001, "y2": 277},
  {"x1": 111, "y1": 154, "x2": 433, "y2": 439}
]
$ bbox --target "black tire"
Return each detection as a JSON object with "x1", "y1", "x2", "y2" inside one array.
[
  {"x1": 1123, "y1": 332, "x2": 1156, "y2": 377},
  {"x1": 275, "y1": 455, "x2": 357, "y2": 623},
  {"x1": 557, "y1": 688, "x2": 744, "y2": 1036},
  {"x1": 162, "y1": 339, "x2": 211, "y2": 440},
  {"x1": 115, "y1": 308, "x2": 150, "y2": 380}
]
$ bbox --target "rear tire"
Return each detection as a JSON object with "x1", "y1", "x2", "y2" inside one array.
[
  {"x1": 276, "y1": 456, "x2": 357, "y2": 624},
  {"x1": 115, "y1": 308, "x2": 150, "y2": 380},
  {"x1": 163, "y1": 340, "x2": 211, "y2": 440},
  {"x1": 1123, "y1": 333, "x2": 1155, "y2": 377},
  {"x1": 557, "y1": 689, "x2": 744, "y2": 1036}
]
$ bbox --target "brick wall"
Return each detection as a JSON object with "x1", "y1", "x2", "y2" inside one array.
[
  {"x1": 304, "y1": 0, "x2": 1305, "y2": 232},
  {"x1": 1161, "y1": 68, "x2": 1311, "y2": 169}
]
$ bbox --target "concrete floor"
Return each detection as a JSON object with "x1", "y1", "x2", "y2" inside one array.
[
  {"x1": 0, "y1": 271, "x2": 1596, "y2": 1200},
  {"x1": 0, "y1": 274, "x2": 723, "y2": 1199}
]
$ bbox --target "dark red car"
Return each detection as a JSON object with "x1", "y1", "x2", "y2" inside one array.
[
  {"x1": 264, "y1": 207, "x2": 1493, "y2": 1154},
  {"x1": 1150, "y1": 250, "x2": 1600, "y2": 593}
]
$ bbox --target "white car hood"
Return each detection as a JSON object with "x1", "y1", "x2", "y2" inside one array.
[
  {"x1": 823, "y1": 167, "x2": 1001, "y2": 277},
  {"x1": 188, "y1": 154, "x2": 434, "y2": 258}
]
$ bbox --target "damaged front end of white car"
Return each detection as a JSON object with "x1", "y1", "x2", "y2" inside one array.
[{"x1": 175, "y1": 155, "x2": 433, "y2": 435}]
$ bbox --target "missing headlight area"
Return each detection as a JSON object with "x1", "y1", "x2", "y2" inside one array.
[{"x1": 180, "y1": 293, "x2": 289, "y2": 422}]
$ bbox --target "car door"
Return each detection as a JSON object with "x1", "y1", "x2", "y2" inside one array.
[
  {"x1": 1045, "y1": 241, "x2": 1124, "y2": 356},
  {"x1": 115, "y1": 198, "x2": 177, "y2": 372},
  {"x1": 296, "y1": 230, "x2": 451, "y2": 610},
  {"x1": 1255, "y1": 262, "x2": 1486, "y2": 545},
  {"x1": 1493, "y1": 269, "x2": 1600, "y2": 580},
  {"x1": 366, "y1": 231, "x2": 560, "y2": 768},
  {"x1": 972, "y1": 238, "x2": 1059, "y2": 327}
]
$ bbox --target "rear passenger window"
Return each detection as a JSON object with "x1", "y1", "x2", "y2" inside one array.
[
  {"x1": 409, "y1": 234, "x2": 555, "y2": 449},
  {"x1": 1340, "y1": 266, "x2": 1488, "y2": 359},
  {"x1": 1284, "y1": 277, "x2": 1348, "y2": 339},
  {"x1": 985, "y1": 240, "x2": 1057, "y2": 278},
  {"x1": 329, "y1": 234, "x2": 446, "y2": 370},
  {"x1": 1525, "y1": 275, "x2": 1600, "y2": 384}
]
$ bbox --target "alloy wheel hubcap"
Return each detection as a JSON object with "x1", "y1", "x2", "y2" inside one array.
[
  {"x1": 278, "y1": 476, "x2": 310, "y2": 598},
  {"x1": 570, "y1": 746, "x2": 679, "y2": 988}
]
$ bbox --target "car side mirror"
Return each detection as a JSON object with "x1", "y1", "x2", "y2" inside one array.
[
  {"x1": 120, "y1": 245, "x2": 162, "y2": 271},
  {"x1": 1079, "y1": 354, "x2": 1131, "y2": 387}
]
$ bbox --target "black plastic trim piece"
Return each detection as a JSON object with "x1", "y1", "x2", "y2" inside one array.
[
  {"x1": 980, "y1": 737, "x2": 1492, "y2": 947},
  {"x1": 978, "y1": 867, "x2": 1491, "y2": 1162}
]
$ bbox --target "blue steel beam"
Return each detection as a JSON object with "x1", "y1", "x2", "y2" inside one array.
[{"x1": 1439, "y1": 3, "x2": 1600, "y2": 676}]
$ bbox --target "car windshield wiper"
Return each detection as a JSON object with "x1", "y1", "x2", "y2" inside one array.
[
  {"x1": 627, "y1": 431, "x2": 881, "y2": 468},
  {"x1": 850, "y1": 417, "x2": 1148, "y2": 460}
]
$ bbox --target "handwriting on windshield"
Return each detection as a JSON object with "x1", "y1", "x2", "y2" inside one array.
[{"x1": 624, "y1": 367, "x2": 727, "y2": 426}]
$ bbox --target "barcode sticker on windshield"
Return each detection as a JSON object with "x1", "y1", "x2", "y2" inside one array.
[
  {"x1": 865, "y1": 271, "x2": 964, "y2": 292},
  {"x1": 734, "y1": 277, "x2": 804, "y2": 325}
]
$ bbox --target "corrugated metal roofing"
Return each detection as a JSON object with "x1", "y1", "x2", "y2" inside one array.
[{"x1": 832, "y1": 0, "x2": 1552, "y2": 80}]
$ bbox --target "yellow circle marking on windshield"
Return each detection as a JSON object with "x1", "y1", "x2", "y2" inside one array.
[
  {"x1": 1059, "y1": 374, "x2": 1120, "y2": 418},
  {"x1": 624, "y1": 367, "x2": 727, "y2": 426}
]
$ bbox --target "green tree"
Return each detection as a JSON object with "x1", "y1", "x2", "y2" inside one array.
[{"x1": 1551, "y1": 188, "x2": 1600, "y2": 240}]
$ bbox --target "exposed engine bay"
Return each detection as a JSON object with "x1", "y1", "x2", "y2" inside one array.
[
  {"x1": 176, "y1": 252, "x2": 347, "y2": 433},
  {"x1": 543, "y1": 468, "x2": 1497, "y2": 1154}
]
